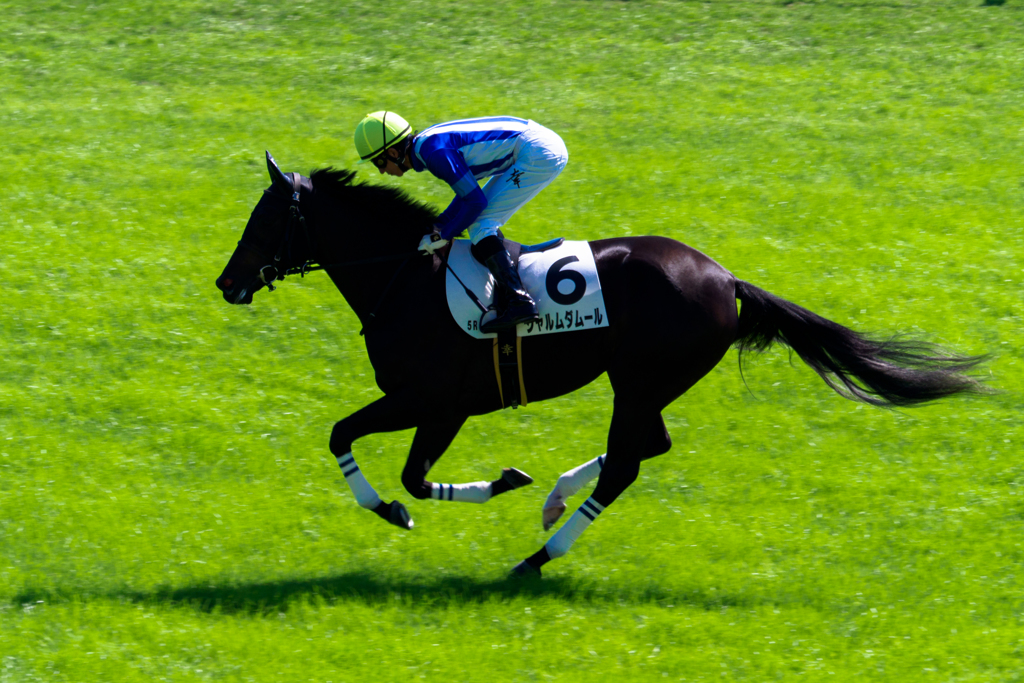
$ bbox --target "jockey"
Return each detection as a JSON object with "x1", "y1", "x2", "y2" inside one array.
[{"x1": 353, "y1": 111, "x2": 568, "y2": 333}]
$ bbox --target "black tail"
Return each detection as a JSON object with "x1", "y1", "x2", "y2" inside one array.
[{"x1": 734, "y1": 280, "x2": 989, "y2": 407}]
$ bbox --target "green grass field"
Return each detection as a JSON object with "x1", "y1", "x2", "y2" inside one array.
[{"x1": 3, "y1": 0, "x2": 1023, "y2": 679}]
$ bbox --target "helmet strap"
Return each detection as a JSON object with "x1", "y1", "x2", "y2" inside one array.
[
  {"x1": 385, "y1": 137, "x2": 412, "y2": 169},
  {"x1": 376, "y1": 111, "x2": 411, "y2": 168}
]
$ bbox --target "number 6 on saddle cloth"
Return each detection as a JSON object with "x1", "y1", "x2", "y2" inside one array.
[
  {"x1": 446, "y1": 238, "x2": 609, "y2": 340},
  {"x1": 446, "y1": 237, "x2": 610, "y2": 409}
]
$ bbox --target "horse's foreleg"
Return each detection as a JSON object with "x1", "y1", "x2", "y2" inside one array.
[
  {"x1": 429, "y1": 467, "x2": 534, "y2": 503},
  {"x1": 330, "y1": 392, "x2": 419, "y2": 529},
  {"x1": 401, "y1": 418, "x2": 534, "y2": 503}
]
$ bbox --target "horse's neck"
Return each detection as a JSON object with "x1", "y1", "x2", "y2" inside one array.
[
  {"x1": 323, "y1": 265, "x2": 406, "y2": 324},
  {"x1": 311, "y1": 206, "x2": 427, "y2": 323}
]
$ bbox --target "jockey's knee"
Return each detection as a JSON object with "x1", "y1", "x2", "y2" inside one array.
[
  {"x1": 471, "y1": 234, "x2": 504, "y2": 263},
  {"x1": 401, "y1": 471, "x2": 432, "y2": 500},
  {"x1": 329, "y1": 421, "x2": 353, "y2": 457}
]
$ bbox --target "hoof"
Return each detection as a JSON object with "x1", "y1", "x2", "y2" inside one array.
[
  {"x1": 389, "y1": 501, "x2": 414, "y2": 530},
  {"x1": 502, "y1": 467, "x2": 534, "y2": 489},
  {"x1": 542, "y1": 503, "x2": 566, "y2": 531},
  {"x1": 510, "y1": 561, "x2": 541, "y2": 578}
]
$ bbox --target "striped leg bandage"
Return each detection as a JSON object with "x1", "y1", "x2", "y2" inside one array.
[
  {"x1": 336, "y1": 452, "x2": 382, "y2": 510},
  {"x1": 430, "y1": 481, "x2": 492, "y2": 504},
  {"x1": 545, "y1": 496, "x2": 605, "y2": 559},
  {"x1": 550, "y1": 454, "x2": 605, "y2": 504}
]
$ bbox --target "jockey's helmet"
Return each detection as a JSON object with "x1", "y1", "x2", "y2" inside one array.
[{"x1": 354, "y1": 111, "x2": 412, "y2": 163}]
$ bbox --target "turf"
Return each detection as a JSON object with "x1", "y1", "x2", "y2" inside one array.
[{"x1": 2, "y1": 0, "x2": 1023, "y2": 680}]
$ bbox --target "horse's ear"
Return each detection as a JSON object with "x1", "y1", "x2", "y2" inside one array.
[{"x1": 266, "y1": 150, "x2": 294, "y2": 194}]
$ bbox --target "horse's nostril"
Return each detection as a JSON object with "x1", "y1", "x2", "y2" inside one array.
[{"x1": 223, "y1": 278, "x2": 234, "y2": 287}]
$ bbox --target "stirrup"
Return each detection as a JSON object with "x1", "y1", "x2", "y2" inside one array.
[{"x1": 480, "y1": 303, "x2": 540, "y2": 333}]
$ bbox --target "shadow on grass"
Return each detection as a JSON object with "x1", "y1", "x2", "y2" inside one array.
[{"x1": 12, "y1": 570, "x2": 777, "y2": 615}]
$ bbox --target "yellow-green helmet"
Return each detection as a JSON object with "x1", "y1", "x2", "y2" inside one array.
[{"x1": 353, "y1": 111, "x2": 412, "y2": 163}]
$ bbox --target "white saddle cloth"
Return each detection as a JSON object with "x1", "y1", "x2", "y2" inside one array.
[{"x1": 445, "y1": 239, "x2": 610, "y2": 340}]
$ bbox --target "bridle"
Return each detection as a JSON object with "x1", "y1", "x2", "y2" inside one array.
[
  {"x1": 234, "y1": 174, "x2": 318, "y2": 293},
  {"x1": 233, "y1": 172, "x2": 419, "y2": 328}
]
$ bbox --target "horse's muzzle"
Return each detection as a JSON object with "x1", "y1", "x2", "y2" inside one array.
[{"x1": 216, "y1": 274, "x2": 255, "y2": 305}]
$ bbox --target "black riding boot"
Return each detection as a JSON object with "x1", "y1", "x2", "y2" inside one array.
[{"x1": 481, "y1": 248, "x2": 540, "y2": 333}]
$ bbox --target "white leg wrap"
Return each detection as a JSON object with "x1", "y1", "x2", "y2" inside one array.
[
  {"x1": 545, "y1": 454, "x2": 606, "y2": 510},
  {"x1": 336, "y1": 452, "x2": 382, "y2": 510},
  {"x1": 545, "y1": 497, "x2": 605, "y2": 559},
  {"x1": 431, "y1": 482, "x2": 493, "y2": 504}
]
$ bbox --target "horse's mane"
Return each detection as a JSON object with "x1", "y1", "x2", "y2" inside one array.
[{"x1": 309, "y1": 168, "x2": 439, "y2": 231}]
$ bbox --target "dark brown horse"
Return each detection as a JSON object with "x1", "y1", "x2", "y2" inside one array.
[{"x1": 216, "y1": 153, "x2": 985, "y2": 576}]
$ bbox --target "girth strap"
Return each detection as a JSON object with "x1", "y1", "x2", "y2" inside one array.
[{"x1": 492, "y1": 329, "x2": 527, "y2": 409}]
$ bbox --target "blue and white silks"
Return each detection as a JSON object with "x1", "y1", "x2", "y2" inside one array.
[{"x1": 410, "y1": 117, "x2": 568, "y2": 243}]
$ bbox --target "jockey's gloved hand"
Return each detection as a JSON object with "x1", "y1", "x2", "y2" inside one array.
[{"x1": 418, "y1": 229, "x2": 449, "y2": 255}]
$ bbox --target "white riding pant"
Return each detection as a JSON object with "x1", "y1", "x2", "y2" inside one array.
[{"x1": 468, "y1": 121, "x2": 568, "y2": 244}]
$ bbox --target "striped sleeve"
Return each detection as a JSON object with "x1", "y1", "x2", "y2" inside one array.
[
  {"x1": 423, "y1": 148, "x2": 488, "y2": 239},
  {"x1": 422, "y1": 148, "x2": 475, "y2": 195},
  {"x1": 435, "y1": 189, "x2": 487, "y2": 240}
]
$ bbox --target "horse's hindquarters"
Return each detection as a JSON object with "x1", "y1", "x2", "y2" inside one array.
[{"x1": 513, "y1": 237, "x2": 738, "y2": 407}]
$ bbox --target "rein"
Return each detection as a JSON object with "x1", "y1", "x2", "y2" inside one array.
[{"x1": 282, "y1": 250, "x2": 418, "y2": 277}]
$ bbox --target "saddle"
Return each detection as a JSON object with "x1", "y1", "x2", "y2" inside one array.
[{"x1": 509, "y1": 236, "x2": 565, "y2": 257}]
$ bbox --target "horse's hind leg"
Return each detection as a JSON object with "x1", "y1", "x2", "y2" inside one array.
[
  {"x1": 518, "y1": 340, "x2": 727, "y2": 573},
  {"x1": 401, "y1": 418, "x2": 534, "y2": 504},
  {"x1": 516, "y1": 398, "x2": 662, "y2": 575},
  {"x1": 541, "y1": 414, "x2": 671, "y2": 530}
]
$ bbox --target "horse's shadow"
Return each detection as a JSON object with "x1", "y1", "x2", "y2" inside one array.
[
  {"x1": 14, "y1": 571, "x2": 765, "y2": 615},
  {"x1": 134, "y1": 571, "x2": 582, "y2": 614}
]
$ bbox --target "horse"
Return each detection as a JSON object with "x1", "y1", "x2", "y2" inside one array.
[{"x1": 215, "y1": 152, "x2": 986, "y2": 576}]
